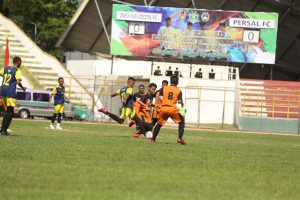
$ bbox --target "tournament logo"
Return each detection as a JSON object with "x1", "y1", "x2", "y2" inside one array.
[
  {"x1": 189, "y1": 11, "x2": 200, "y2": 24},
  {"x1": 201, "y1": 12, "x2": 210, "y2": 22}
]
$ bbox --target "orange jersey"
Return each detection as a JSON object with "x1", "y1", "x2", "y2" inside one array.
[
  {"x1": 133, "y1": 92, "x2": 145, "y2": 112},
  {"x1": 136, "y1": 93, "x2": 153, "y2": 123},
  {"x1": 161, "y1": 86, "x2": 182, "y2": 107}
]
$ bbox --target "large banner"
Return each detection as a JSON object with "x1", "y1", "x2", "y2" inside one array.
[{"x1": 111, "y1": 4, "x2": 278, "y2": 64}]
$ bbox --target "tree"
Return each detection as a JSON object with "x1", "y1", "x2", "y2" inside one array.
[{"x1": 2, "y1": 0, "x2": 81, "y2": 59}]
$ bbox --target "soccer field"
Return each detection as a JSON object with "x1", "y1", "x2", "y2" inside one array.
[{"x1": 0, "y1": 120, "x2": 299, "y2": 200}]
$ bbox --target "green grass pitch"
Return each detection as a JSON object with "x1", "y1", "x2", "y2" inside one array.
[{"x1": 0, "y1": 120, "x2": 300, "y2": 200}]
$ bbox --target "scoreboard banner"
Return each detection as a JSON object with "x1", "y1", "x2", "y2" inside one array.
[{"x1": 111, "y1": 4, "x2": 278, "y2": 64}]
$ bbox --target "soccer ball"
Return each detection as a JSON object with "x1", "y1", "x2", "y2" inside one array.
[{"x1": 145, "y1": 131, "x2": 153, "y2": 139}]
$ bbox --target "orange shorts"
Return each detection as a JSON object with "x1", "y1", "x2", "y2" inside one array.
[
  {"x1": 136, "y1": 109, "x2": 152, "y2": 124},
  {"x1": 158, "y1": 106, "x2": 181, "y2": 125}
]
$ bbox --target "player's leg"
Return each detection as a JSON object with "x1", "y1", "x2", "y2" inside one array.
[
  {"x1": 152, "y1": 118, "x2": 158, "y2": 127},
  {"x1": 50, "y1": 105, "x2": 59, "y2": 129},
  {"x1": 170, "y1": 109, "x2": 186, "y2": 145},
  {"x1": 143, "y1": 112, "x2": 153, "y2": 138},
  {"x1": 1, "y1": 106, "x2": 14, "y2": 135},
  {"x1": 177, "y1": 114, "x2": 185, "y2": 144},
  {"x1": 132, "y1": 114, "x2": 143, "y2": 138},
  {"x1": 151, "y1": 107, "x2": 168, "y2": 142},
  {"x1": 99, "y1": 108, "x2": 125, "y2": 124},
  {"x1": 151, "y1": 123, "x2": 162, "y2": 142},
  {"x1": 1, "y1": 98, "x2": 15, "y2": 136},
  {"x1": 56, "y1": 104, "x2": 64, "y2": 129},
  {"x1": 137, "y1": 115, "x2": 147, "y2": 136},
  {"x1": 152, "y1": 108, "x2": 159, "y2": 126}
]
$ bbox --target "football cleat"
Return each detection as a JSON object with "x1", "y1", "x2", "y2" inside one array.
[
  {"x1": 98, "y1": 108, "x2": 108, "y2": 114},
  {"x1": 128, "y1": 120, "x2": 136, "y2": 127},
  {"x1": 149, "y1": 139, "x2": 156, "y2": 143},
  {"x1": 50, "y1": 124, "x2": 55, "y2": 130},
  {"x1": 1, "y1": 131, "x2": 10, "y2": 136},
  {"x1": 177, "y1": 138, "x2": 186, "y2": 145},
  {"x1": 56, "y1": 124, "x2": 62, "y2": 130},
  {"x1": 132, "y1": 133, "x2": 141, "y2": 138}
]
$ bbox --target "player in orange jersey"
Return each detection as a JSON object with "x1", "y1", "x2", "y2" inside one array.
[
  {"x1": 133, "y1": 83, "x2": 157, "y2": 138},
  {"x1": 151, "y1": 76, "x2": 186, "y2": 144},
  {"x1": 132, "y1": 84, "x2": 146, "y2": 134},
  {"x1": 152, "y1": 80, "x2": 168, "y2": 127}
]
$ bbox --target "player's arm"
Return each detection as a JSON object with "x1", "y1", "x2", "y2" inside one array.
[
  {"x1": 48, "y1": 88, "x2": 56, "y2": 108},
  {"x1": 177, "y1": 91, "x2": 184, "y2": 107},
  {"x1": 137, "y1": 98, "x2": 147, "y2": 107},
  {"x1": 15, "y1": 69, "x2": 26, "y2": 91},
  {"x1": 111, "y1": 89, "x2": 120, "y2": 97},
  {"x1": 154, "y1": 88, "x2": 163, "y2": 107},
  {"x1": 48, "y1": 94, "x2": 54, "y2": 108},
  {"x1": 111, "y1": 92, "x2": 118, "y2": 97},
  {"x1": 0, "y1": 68, "x2": 4, "y2": 77},
  {"x1": 17, "y1": 80, "x2": 26, "y2": 92}
]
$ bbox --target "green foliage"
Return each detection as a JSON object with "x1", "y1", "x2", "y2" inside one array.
[
  {"x1": 2, "y1": 0, "x2": 81, "y2": 59},
  {"x1": 0, "y1": 120, "x2": 300, "y2": 200}
]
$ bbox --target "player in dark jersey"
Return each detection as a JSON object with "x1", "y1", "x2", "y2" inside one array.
[
  {"x1": 151, "y1": 76, "x2": 186, "y2": 144},
  {"x1": 99, "y1": 77, "x2": 140, "y2": 125},
  {"x1": 48, "y1": 77, "x2": 68, "y2": 130},
  {"x1": 132, "y1": 85, "x2": 146, "y2": 135},
  {"x1": 0, "y1": 56, "x2": 26, "y2": 136},
  {"x1": 152, "y1": 80, "x2": 168, "y2": 127},
  {"x1": 132, "y1": 83, "x2": 157, "y2": 138}
]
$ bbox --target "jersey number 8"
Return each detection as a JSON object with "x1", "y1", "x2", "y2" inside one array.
[{"x1": 168, "y1": 92, "x2": 173, "y2": 100}]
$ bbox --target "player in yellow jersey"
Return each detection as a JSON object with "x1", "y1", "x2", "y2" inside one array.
[{"x1": 0, "y1": 56, "x2": 26, "y2": 136}]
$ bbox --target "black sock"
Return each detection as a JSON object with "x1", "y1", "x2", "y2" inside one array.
[
  {"x1": 57, "y1": 113, "x2": 62, "y2": 123},
  {"x1": 178, "y1": 115, "x2": 185, "y2": 139},
  {"x1": 152, "y1": 118, "x2": 158, "y2": 126},
  {"x1": 132, "y1": 115, "x2": 142, "y2": 134},
  {"x1": 2, "y1": 107, "x2": 13, "y2": 132},
  {"x1": 51, "y1": 113, "x2": 57, "y2": 123},
  {"x1": 107, "y1": 112, "x2": 125, "y2": 124},
  {"x1": 137, "y1": 115, "x2": 146, "y2": 135},
  {"x1": 152, "y1": 123, "x2": 162, "y2": 141}
]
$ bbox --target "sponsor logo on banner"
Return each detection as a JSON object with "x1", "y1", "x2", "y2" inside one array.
[
  {"x1": 189, "y1": 11, "x2": 200, "y2": 24},
  {"x1": 201, "y1": 12, "x2": 210, "y2": 22}
]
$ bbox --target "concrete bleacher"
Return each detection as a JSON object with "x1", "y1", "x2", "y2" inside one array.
[
  {"x1": 0, "y1": 25, "x2": 58, "y2": 88},
  {"x1": 0, "y1": 13, "x2": 93, "y2": 108}
]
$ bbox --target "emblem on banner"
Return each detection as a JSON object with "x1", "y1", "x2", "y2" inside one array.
[
  {"x1": 189, "y1": 11, "x2": 200, "y2": 24},
  {"x1": 201, "y1": 12, "x2": 210, "y2": 22}
]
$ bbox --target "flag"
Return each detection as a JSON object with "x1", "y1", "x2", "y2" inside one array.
[{"x1": 4, "y1": 36, "x2": 10, "y2": 67}]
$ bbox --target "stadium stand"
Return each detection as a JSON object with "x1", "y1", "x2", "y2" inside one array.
[{"x1": 0, "y1": 13, "x2": 96, "y2": 111}]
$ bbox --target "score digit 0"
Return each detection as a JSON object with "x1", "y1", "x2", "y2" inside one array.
[
  {"x1": 243, "y1": 30, "x2": 260, "y2": 43},
  {"x1": 129, "y1": 22, "x2": 145, "y2": 35}
]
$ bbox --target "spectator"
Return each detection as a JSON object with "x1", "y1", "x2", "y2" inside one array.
[
  {"x1": 209, "y1": 69, "x2": 215, "y2": 79},
  {"x1": 228, "y1": 67, "x2": 232, "y2": 80},
  {"x1": 195, "y1": 68, "x2": 203, "y2": 78},
  {"x1": 165, "y1": 66, "x2": 173, "y2": 76},
  {"x1": 232, "y1": 68, "x2": 236, "y2": 80},
  {"x1": 153, "y1": 66, "x2": 162, "y2": 76},
  {"x1": 174, "y1": 67, "x2": 182, "y2": 77}
]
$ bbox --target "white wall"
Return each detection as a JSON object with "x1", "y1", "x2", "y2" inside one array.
[
  {"x1": 112, "y1": 60, "x2": 152, "y2": 76},
  {"x1": 150, "y1": 76, "x2": 237, "y2": 124}
]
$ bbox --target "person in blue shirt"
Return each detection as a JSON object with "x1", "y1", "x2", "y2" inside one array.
[
  {"x1": 48, "y1": 77, "x2": 68, "y2": 130},
  {"x1": 0, "y1": 56, "x2": 26, "y2": 136}
]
